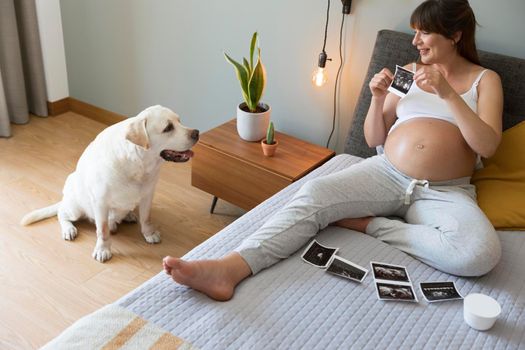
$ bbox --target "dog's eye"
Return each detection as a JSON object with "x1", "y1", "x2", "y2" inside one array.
[{"x1": 163, "y1": 123, "x2": 174, "y2": 133}]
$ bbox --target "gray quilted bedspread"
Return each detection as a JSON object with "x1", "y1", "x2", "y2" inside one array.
[{"x1": 117, "y1": 154, "x2": 525, "y2": 349}]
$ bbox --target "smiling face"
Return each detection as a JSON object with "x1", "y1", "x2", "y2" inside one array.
[{"x1": 411, "y1": 29, "x2": 458, "y2": 64}]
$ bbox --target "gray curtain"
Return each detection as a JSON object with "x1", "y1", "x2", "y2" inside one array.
[{"x1": 0, "y1": 0, "x2": 48, "y2": 137}]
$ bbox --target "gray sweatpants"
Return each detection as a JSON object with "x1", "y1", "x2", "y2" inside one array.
[{"x1": 235, "y1": 155, "x2": 501, "y2": 277}]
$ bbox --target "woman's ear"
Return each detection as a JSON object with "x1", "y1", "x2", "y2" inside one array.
[
  {"x1": 125, "y1": 117, "x2": 150, "y2": 149},
  {"x1": 452, "y1": 31, "x2": 462, "y2": 44}
]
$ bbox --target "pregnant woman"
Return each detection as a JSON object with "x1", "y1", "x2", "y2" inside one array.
[{"x1": 163, "y1": 0, "x2": 503, "y2": 301}]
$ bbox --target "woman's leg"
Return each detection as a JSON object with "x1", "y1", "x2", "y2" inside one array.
[
  {"x1": 164, "y1": 156, "x2": 407, "y2": 299},
  {"x1": 235, "y1": 156, "x2": 406, "y2": 274},
  {"x1": 331, "y1": 217, "x2": 374, "y2": 232},
  {"x1": 366, "y1": 181, "x2": 501, "y2": 276}
]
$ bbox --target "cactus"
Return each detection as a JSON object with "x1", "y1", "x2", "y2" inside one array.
[{"x1": 266, "y1": 121, "x2": 275, "y2": 145}]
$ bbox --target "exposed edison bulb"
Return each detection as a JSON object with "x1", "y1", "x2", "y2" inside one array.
[{"x1": 312, "y1": 66, "x2": 328, "y2": 87}]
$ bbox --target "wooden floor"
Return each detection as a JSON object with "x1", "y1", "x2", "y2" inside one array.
[{"x1": 0, "y1": 112, "x2": 244, "y2": 349}]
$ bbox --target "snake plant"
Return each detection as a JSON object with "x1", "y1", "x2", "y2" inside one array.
[{"x1": 224, "y1": 32, "x2": 267, "y2": 113}]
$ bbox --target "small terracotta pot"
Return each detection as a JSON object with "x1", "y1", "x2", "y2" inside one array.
[{"x1": 261, "y1": 139, "x2": 278, "y2": 157}]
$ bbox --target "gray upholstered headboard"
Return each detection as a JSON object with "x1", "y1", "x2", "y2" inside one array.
[{"x1": 344, "y1": 29, "x2": 525, "y2": 158}]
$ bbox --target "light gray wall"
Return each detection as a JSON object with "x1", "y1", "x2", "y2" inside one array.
[{"x1": 60, "y1": 0, "x2": 525, "y2": 153}]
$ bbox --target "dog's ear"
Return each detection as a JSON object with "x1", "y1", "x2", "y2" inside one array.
[{"x1": 125, "y1": 117, "x2": 150, "y2": 149}]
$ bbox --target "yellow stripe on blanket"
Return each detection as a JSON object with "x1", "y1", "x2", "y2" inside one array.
[
  {"x1": 41, "y1": 304, "x2": 197, "y2": 350},
  {"x1": 102, "y1": 317, "x2": 147, "y2": 349},
  {"x1": 150, "y1": 333, "x2": 187, "y2": 349}
]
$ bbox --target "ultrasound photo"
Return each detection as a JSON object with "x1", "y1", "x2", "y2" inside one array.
[
  {"x1": 376, "y1": 282, "x2": 418, "y2": 302},
  {"x1": 301, "y1": 240, "x2": 338, "y2": 268},
  {"x1": 326, "y1": 256, "x2": 368, "y2": 283},
  {"x1": 420, "y1": 281, "x2": 463, "y2": 302},
  {"x1": 371, "y1": 262, "x2": 411, "y2": 283},
  {"x1": 388, "y1": 65, "x2": 415, "y2": 97}
]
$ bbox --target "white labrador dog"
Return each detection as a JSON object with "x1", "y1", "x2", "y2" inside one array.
[{"x1": 21, "y1": 105, "x2": 199, "y2": 262}]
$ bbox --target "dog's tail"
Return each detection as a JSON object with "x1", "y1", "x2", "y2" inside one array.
[{"x1": 20, "y1": 202, "x2": 60, "y2": 226}]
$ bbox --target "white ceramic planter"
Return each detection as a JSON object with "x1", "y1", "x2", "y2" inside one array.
[{"x1": 236, "y1": 102, "x2": 271, "y2": 141}]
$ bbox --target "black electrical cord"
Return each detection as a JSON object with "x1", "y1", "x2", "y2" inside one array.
[
  {"x1": 321, "y1": 0, "x2": 330, "y2": 54},
  {"x1": 326, "y1": 12, "x2": 346, "y2": 148}
]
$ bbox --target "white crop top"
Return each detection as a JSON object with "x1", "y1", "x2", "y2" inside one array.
[{"x1": 390, "y1": 66, "x2": 487, "y2": 133}]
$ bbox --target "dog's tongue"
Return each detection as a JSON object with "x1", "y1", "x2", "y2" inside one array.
[{"x1": 160, "y1": 150, "x2": 194, "y2": 162}]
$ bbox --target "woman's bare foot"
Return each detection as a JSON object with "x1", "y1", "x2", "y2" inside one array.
[
  {"x1": 162, "y1": 252, "x2": 251, "y2": 301},
  {"x1": 331, "y1": 217, "x2": 373, "y2": 233}
]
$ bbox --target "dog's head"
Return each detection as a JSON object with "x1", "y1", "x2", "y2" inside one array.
[{"x1": 125, "y1": 105, "x2": 199, "y2": 162}]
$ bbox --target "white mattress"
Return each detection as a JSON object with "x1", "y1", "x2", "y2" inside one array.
[
  {"x1": 50, "y1": 155, "x2": 525, "y2": 349},
  {"x1": 45, "y1": 155, "x2": 525, "y2": 350}
]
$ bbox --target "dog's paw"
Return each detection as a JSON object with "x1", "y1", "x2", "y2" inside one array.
[
  {"x1": 92, "y1": 247, "x2": 113, "y2": 262},
  {"x1": 143, "y1": 231, "x2": 161, "y2": 244},
  {"x1": 123, "y1": 211, "x2": 138, "y2": 223},
  {"x1": 62, "y1": 226, "x2": 78, "y2": 241}
]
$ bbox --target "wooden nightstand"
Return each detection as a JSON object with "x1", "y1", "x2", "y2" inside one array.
[{"x1": 191, "y1": 119, "x2": 335, "y2": 212}]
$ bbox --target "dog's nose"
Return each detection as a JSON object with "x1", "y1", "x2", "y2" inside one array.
[{"x1": 191, "y1": 129, "x2": 199, "y2": 141}]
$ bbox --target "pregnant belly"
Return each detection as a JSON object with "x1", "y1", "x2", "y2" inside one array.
[{"x1": 384, "y1": 118, "x2": 477, "y2": 181}]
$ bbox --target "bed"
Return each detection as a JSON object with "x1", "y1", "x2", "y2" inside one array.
[{"x1": 43, "y1": 30, "x2": 525, "y2": 350}]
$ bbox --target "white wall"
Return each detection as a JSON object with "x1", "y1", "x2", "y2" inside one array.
[
  {"x1": 59, "y1": 0, "x2": 525, "y2": 152},
  {"x1": 35, "y1": 0, "x2": 69, "y2": 102}
]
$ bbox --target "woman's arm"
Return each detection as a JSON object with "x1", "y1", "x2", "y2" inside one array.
[
  {"x1": 364, "y1": 68, "x2": 399, "y2": 147},
  {"x1": 446, "y1": 70, "x2": 503, "y2": 158},
  {"x1": 414, "y1": 68, "x2": 503, "y2": 158}
]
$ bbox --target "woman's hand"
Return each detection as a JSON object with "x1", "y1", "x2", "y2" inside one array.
[
  {"x1": 369, "y1": 68, "x2": 394, "y2": 98},
  {"x1": 414, "y1": 66, "x2": 455, "y2": 99}
]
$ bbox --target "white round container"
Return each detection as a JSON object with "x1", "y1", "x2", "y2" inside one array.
[
  {"x1": 236, "y1": 102, "x2": 271, "y2": 142},
  {"x1": 463, "y1": 293, "x2": 501, "y2": 331}
]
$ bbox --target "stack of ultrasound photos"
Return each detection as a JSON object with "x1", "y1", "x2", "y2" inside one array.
[
  {"x1": 371, "y1": 262, "x2": 418, "y2": 302},
  {"x1": 301, "y1": 240, "x2": 464, "y2": 303}
]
